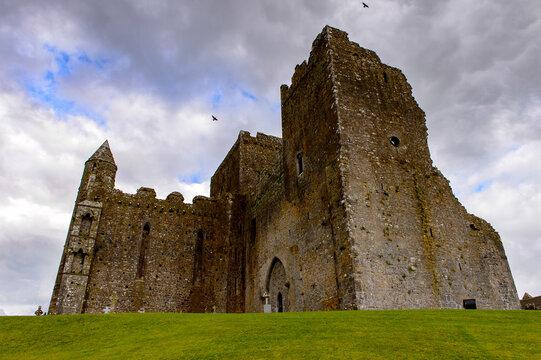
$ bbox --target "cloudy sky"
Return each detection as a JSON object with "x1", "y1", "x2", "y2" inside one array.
[{"x1": 1, "y1": 0, "x2": 540, "y2": 315}]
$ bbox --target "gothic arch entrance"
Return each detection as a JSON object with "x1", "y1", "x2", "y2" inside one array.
[{"x1": 267, "y1": 258, "x2": 289, "y2": 312}]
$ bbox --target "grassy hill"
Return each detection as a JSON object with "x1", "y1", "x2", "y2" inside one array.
[{"x1": 1, "y1": 310, "x2": 539, "y2": 359}]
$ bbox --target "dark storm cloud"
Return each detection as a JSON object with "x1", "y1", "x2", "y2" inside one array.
[{"x1": 5, "y1": 0, "x2": 337, "y2": 104}]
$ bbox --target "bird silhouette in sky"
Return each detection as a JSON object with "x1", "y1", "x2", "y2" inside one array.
[
  {"x1": 362, "y1": 2, "x2": 369, "y2": 8},
  {"x1": 212, "y1": 115, "x2": 218, "y2": 121}
]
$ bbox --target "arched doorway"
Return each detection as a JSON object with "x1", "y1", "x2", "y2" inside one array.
[{"x1": 267, "y1": 258, "x2": 289, "y2": 312}]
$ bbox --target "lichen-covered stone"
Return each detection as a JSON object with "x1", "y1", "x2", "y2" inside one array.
[{"x1": 49, "y1": 26, "x2": 519, "y2": 315}]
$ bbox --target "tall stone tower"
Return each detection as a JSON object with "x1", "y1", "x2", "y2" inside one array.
[
  {"x1": 277, "y1": 26, "x2": 518, "y2": 309},
  {"x1": 49, "y1": 141, "x2": 116, "y2": 314}
]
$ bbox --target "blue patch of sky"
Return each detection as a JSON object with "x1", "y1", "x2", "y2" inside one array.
[
  {"x1": 474, "y1": 180, "x2": 493, "y2": 193},
  {"x1": 211, "y1": 90, "x2": 223, "y2": 109},
  {"x1": 178, "y1": 173, "x2": 203, "y2": 183},
  {"x1": 25, "y1": 44, "x2": 109, "y2": 125},
  {"x1": 77, "y1": 52, "x2": 108, "y2": 69},
  {"x1": 240, "y1": 88, "x2": 257, "y2": 101},
  {"x1": 208, "y1": 84, "x2": 258, "y2": 112},
  {"x1": 77, "y1": 52, "x2": 91, "y2": 63},
  {"x1": 56, "y1": 53, "x2": 70, "y2": 75},
  {"x1": 506, "y1": 144, "x2": 522, "y2": 153}
]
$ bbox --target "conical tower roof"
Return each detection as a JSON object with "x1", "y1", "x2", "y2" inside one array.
[{"x1": 87, "y1": 140, "x2": 116, "y2": 165}]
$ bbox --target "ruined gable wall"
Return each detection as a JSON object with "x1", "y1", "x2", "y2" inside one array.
[
  {"x1": 211, "y1": 131, "x2": 282, "y2": 198},
  {"x1": 325, "y1": 27, "x2": 519, "y2": 309},
  {"x1": 209, "y1": 131, "x2": 283, "y2": 312},
  {"x1": 239, "y1": 132, "x2": 282, "y2": 196},
  {"x1": 210, "y1": 136, "x2": 242, "y2": 197}
]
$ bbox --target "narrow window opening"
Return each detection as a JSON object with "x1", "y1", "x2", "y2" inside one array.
[
  {"x1": 250, "y1": 218, "x2": 256, "y2": 244},
  {"x1": 193, "y1": 229, "x2": 204, "y2": 284},
  {"x1": 296, "y1": 153, "x2": 304, "y2": 175},
  {"x1": 136, "y1": 223, "x2": 150, "y2": 279},
  {"x1": 277, "y1": 292, "x2": 283, "y2": 312},
  {"x1": 383, "y1": 71, "x2": 388, "y2": 83},
  {"x1": 235, "y1": 278, "x2": 240, "y2": 296}
]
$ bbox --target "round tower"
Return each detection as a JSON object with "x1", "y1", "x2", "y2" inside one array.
[
  {"x1": 77, "y1": 140, "x2": 117, "y2": 202},
  {"x1": 49, "y1": 140, "x2": 114, "y2": 314}
]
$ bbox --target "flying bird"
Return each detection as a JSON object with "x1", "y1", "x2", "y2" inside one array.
[
  {"x1": 212, "y1": 115, "x2": 218, "y2": 121},
  {"x1": 362, "y1": 2, "x2": 369, "y2": 8}
]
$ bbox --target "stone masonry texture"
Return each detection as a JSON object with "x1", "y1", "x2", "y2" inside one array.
[{"x1": 49, "y1": 26, "x2": 520, "y2": 314}]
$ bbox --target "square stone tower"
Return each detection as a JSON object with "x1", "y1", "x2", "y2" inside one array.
[{"x1": 276, "y1": 26, "x2": 519, "y2": 309}]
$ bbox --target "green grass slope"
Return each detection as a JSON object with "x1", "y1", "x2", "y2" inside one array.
[{"x1": 1, "y1": 310, "x2": 539, "y2": 359}]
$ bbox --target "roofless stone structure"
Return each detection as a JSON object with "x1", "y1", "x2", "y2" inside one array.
[{"x1": 49, "y1": 26, "x2": 519, "y2": 314}]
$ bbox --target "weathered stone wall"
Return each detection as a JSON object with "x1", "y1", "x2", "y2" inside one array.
[
  {"x1": 82, "y1": 189, "x2": 234, "y2": 314},
  {"x1": 50, "y1": 143, "x2": 241, "y2": 314},
  {"x1": 322, "y1": 26, "x2": 519, "y2": 309},
  {"x1": 54, "y1": 200, "x2": 103, "y2": 314},
  {"x1": 238, "y1": 132, "x2": 282, "y2": 197},
  {"x1": 244, "y1": 29, "x2": 360, "y2": 313}
]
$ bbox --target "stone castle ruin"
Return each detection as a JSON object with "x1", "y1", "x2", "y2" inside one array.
[{"x1": 49, "y1": 26, "x2": 520, "y2": 314}]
